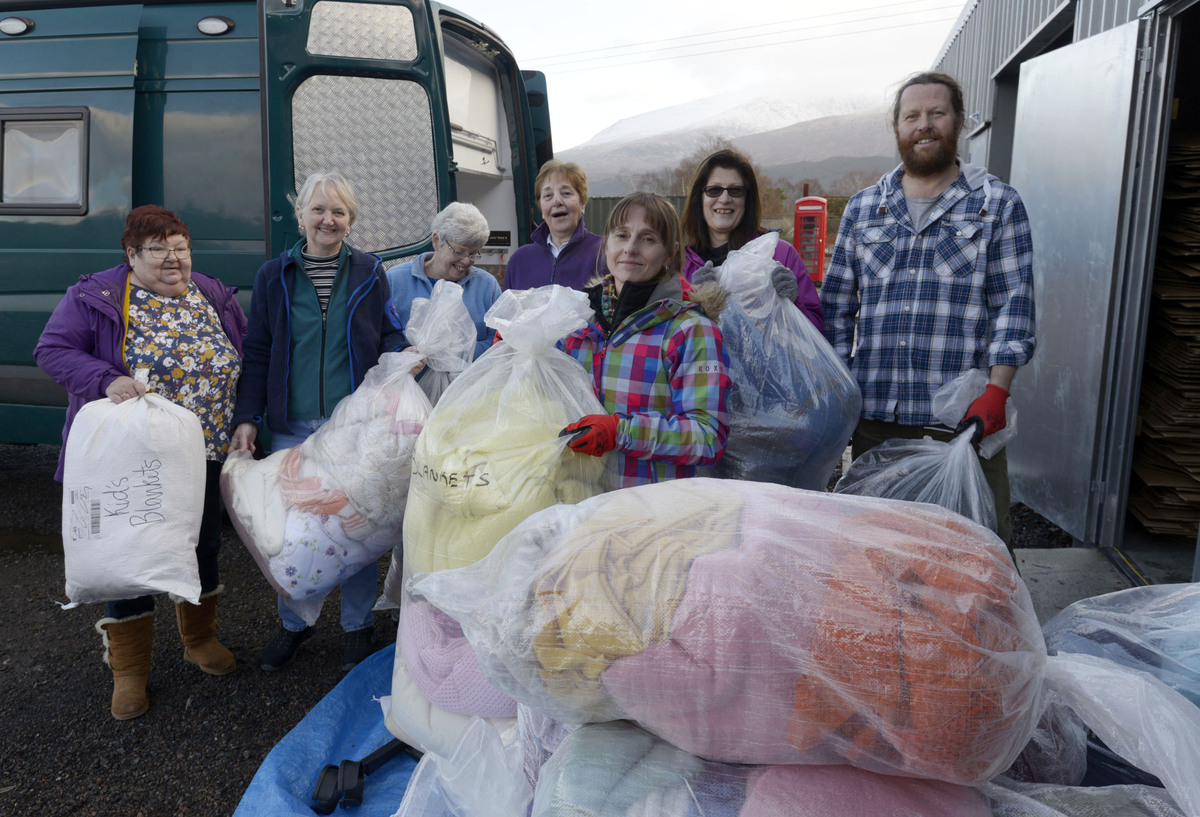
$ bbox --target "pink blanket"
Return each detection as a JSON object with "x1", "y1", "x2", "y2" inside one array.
[{"x1": 399, "y1": 599, "x2": 517, "y2": 717}]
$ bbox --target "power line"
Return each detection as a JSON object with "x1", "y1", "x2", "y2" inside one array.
[
  {"x1": 527, "y1": 0, "x2": 959, "y2": 64},
  {"x1": 539, "y1": 16, "x2": 960, "y2": 75}
]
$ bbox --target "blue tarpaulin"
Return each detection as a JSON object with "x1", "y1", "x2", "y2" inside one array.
[{"x1": 234, "y1": 644, "x2": 416, "y2": 816}]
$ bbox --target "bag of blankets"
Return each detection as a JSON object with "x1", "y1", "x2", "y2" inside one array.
[
  {"x1": 413, "y1": 479, "x2": 1200, "y2": 806},
  {"x1": 698, "y1": 232, "x2": 860, "y2": 490},
  {"x1": 376, "y1": 279, "x2": 480, "y2": 612},
  {"x1": 387, "y1": 285, "x2": 615, "y2": 758},
  {"x1": 220, "y1": 349, "x2": 430, "y2": 624}
]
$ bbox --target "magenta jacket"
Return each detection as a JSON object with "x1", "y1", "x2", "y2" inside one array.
[
  {"x1": 34, "y1": 263, "x2": 247, "y2": 480},
  {"x1": 683, "y1": 236, "x2": 824, "y2": 332}
]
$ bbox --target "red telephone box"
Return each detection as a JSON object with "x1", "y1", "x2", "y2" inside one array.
[{"x1": 793, "y1": 196, "x2": 828, "y2": 284}]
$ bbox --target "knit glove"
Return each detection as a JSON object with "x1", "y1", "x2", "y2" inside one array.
[
  {"x1": 955, "y1": 384, "x2": 1010, "y2": 443},
  {"x1": 560, "y1": 414, "x2": 620, "y2": 457},
  {"x1": 771, "y1": 263, "x2": 799, "y2": 302},
  {"x1": 691, "y1": 261, "x2": 717, "y2": 287}
]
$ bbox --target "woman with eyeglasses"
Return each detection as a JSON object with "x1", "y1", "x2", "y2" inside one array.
[
  {"x1": 229, "y1": 172, "x2": 406, "y2": 675},
  {"x1": 34, "y1": 204, "x2": 248, "y2": 720},
  {"x1": 503, "y1": 159, "x2": 604, "y2": 292},
  {"x1": 682, "y1": 149, "x2": 824, "y2": 330},
  {"x1": 387, "y1": 201, "x2": 500, "y2": 362}
]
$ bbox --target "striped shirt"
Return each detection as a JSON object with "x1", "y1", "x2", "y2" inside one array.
[
  {"x1": 820, "y1": 164, "x2": 1036, "y2": 426},
  {"x1": 302, "y1": 249, "x2": 339, "y2": 314}
]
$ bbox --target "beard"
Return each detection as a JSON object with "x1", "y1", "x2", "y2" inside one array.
[{"x1": 898, "y1": 127, "x2": 960, "y2": 176}]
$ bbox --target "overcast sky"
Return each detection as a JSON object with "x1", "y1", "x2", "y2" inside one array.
[{"x1": 445, "y1": 0, "x2": 965, "y2": 149}]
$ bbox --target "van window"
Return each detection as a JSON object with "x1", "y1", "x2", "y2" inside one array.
[
  {"x1": 307, "y1": 1, "x2": 418, "y2": 62},
  {"x1": 0, "y1": 107, "x2": 88, "y2": 215}
]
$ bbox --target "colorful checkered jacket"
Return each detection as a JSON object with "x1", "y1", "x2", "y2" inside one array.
[
  {"x1": 819, "y1": 162, "x2": 1036, "y2": 426},
  {"x1": 561, "y1": 277, "x2": 731, "y2": 487}
]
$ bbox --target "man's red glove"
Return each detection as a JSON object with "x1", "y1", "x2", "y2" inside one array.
[
  {"x1": 560, "y1": 414, "x2": 620, "y2": 457},
  {"x1": 961, "y1": 384, "x2": 1010, "y2": 439}
]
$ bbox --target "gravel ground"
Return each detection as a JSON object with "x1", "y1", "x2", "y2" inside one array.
[{"x1": 0, "y1": 442, "x2": 1076, "y2": 816}]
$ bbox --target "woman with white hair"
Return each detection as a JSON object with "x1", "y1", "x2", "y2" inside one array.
[
  {"x1": 387, "y1": 201, "x2": 500, "y2": 360},
  {"x1": 230, "y1": 171, "x2": 405, "y2": 674}
]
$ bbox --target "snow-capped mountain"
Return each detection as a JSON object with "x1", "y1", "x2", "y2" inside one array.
[{"x1": 559, "y1": 93, "x2": 897, "y2": 196}]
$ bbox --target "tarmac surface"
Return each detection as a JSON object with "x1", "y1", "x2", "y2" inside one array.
[{"x1": 0, "y1": 441, "x2": 1193, "y2": 815}]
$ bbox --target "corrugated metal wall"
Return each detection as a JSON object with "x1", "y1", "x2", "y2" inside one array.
[
  {"x1": 1076, "y1": 0, "x2": 1141, "y2": 38},
  {"x1": 933, "y1": 0, "x2": 1070, "y2": 129}
]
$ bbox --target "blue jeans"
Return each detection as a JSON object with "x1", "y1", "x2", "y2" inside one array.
[
  {"x1": 272, "y1": 418, "x2": 378, "y2": 634},
  {"x1": 108, "y1": 460, "x2": 224, "y2": 619}
]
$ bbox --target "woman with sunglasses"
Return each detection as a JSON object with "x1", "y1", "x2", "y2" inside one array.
[
  {"x1": 35, "y1": 205, "x2": 248, "y2": 719},
  {"x1": 682, "y1": 149, "x2": 824, "y2": 330},
  {"x1": 387, "y1": 201, "x2": 500, "y2": 362},
  {"x1": 229, "y1": 172, "x2": 406, "y2": 674}
]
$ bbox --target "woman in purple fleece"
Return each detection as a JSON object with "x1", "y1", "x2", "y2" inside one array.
[
  {"x1": 502, "y1": 160, "x2": 604, "y2": 292},
  {"x1": 681, "y1": 149, "x2": 824, "y2": 331}
]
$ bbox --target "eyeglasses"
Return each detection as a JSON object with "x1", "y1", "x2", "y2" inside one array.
[
  {"x1": 445, "y1": 242, "x2": 482, "y2": 262},
  {"x1": 140, "y1": 246, "x2": 192, "y2": 260},
  {"x1": 702, "y1": 185, "x2": 747, "y2": 199}
]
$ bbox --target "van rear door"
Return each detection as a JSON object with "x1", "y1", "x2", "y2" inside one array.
[{"x1": 259, "y1": 0, "x2": 446, "y2": 261}]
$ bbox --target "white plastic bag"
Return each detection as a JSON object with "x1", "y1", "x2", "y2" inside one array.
[
  {"x1": 406, "y1": 279, "x2": 478, "y2": 406},
  {"x1": 221, "y1": 349, "x2": 430, "y2": 625},
  {"x1": 392, "y1": 718, "x2": 531, "y2": 817},
  {"x1": 834, "y1": 432, "x2": 998, "y2": 531},
  {"x1": 700, "y1": 233, "x2": 861, "y2": 489},
  {"x1": 61, "y1": 392, "x2": 205, "y2": 606}
]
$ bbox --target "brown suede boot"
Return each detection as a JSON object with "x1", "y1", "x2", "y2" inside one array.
[
  {"x1": 174, "y1": 586, "x2": 235, "y2": 676},
  {"x1": 96, "y1": 613, "x2": 154, "y2": 720}
]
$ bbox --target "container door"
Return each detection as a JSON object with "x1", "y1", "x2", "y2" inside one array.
[
  {"x1": 259, "y1": 0, "x2": 446, "y2": 259},
  {"x1": 1006, "y1": 21, "x2": 1147, "y2": 543}
]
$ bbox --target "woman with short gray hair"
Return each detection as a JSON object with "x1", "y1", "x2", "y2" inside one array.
[{"x1": 388, "y1": 201, "x2": 500, "y2": 361}]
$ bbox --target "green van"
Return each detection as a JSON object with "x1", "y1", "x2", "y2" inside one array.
[{"x1": 0, "y1": 0, "x2": 552, "y2": 443}]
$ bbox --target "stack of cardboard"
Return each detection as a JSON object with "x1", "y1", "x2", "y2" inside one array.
[{"x1": 1130, "y1": 137, "x2": 1200, "y2": 537}]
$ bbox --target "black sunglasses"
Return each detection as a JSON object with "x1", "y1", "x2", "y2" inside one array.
[{"x1": 702, "y1": 185, "x2": 747, "y2": 198}]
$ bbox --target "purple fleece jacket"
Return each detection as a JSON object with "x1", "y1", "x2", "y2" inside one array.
[
  {"x1": 503, "y1": 219, "x2": 604, "y2": 292},
  {"x1": 33, "y1": 263, "x2": 247, "y2": 481},
  {"x1": 684, "y1": 236, "x2": 824, "y2": 332}
]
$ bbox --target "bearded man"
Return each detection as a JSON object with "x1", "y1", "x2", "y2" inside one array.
[{"x1": 819, "y1": 72, "x2": 1037, "y2": 548}]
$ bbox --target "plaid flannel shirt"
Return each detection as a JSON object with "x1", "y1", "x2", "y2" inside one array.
[
  {"x1": 820, "y1": 164, "x2": 1036, "y2": 425},
  {"x1": 561, "y1": 297, "x2": 730, "y2": 487}
]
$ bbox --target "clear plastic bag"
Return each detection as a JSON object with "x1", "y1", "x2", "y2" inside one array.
[
  {"x1": 413, "y1": 478, "x2": 1044, "y2": 783},
  {"x1": 413, "y1": 479, "x2": 1200, "y2": 811},
  {"x1": 393, "y1": 718, "x2": 531, "y2": 817},
  {"x1": 834, "y1": 431, "x2": 998, "y2": 531},
  {"x1": 698, "y1": 233, "x2": 860, "y2": 489},
  {"x1": 406, "y1": 279, "x2": 478, "y2": 406},
  {"x1": 981, "y1": 775, "x2": 1186, "y2": 817},
  {"x1": 221, "y1": 349, "x2": 430, "y2": 624},
  {"x1": 389, "y1": 285, "x2": 614, "y2": 757},
  {"x1": 60, "y1": 392, "x2": 205, "y2": 606},
  {"x1": 1043, "y1": 583, "x2": 1200, "y2": 708},
  {"x1": 532, "y1": 720, "x2": 991, "y2": 817}
]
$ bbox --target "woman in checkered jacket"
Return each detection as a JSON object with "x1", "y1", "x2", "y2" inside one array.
[{"x1": 559, "y1": 192, "x2": 732, "y2": 487}]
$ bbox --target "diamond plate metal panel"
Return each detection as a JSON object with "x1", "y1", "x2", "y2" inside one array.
[
  {"x1": 292, "y1": 75, "x2": 439, "y2": 252},
  {"x1": 307, "y1": 1, "x2": 419, "y2": 62}
]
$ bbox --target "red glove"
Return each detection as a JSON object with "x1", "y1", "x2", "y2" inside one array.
[
  {"x1": 962, "y1": 384, "x2": 1010, "y2": 439},
  {"x1": 560, "y1": 414, "x2": 620, "y2": 457}
]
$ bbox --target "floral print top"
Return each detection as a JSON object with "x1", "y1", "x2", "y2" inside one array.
[{"x1": 125, "y1": 282, "x2": 243, "y2": 460}]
